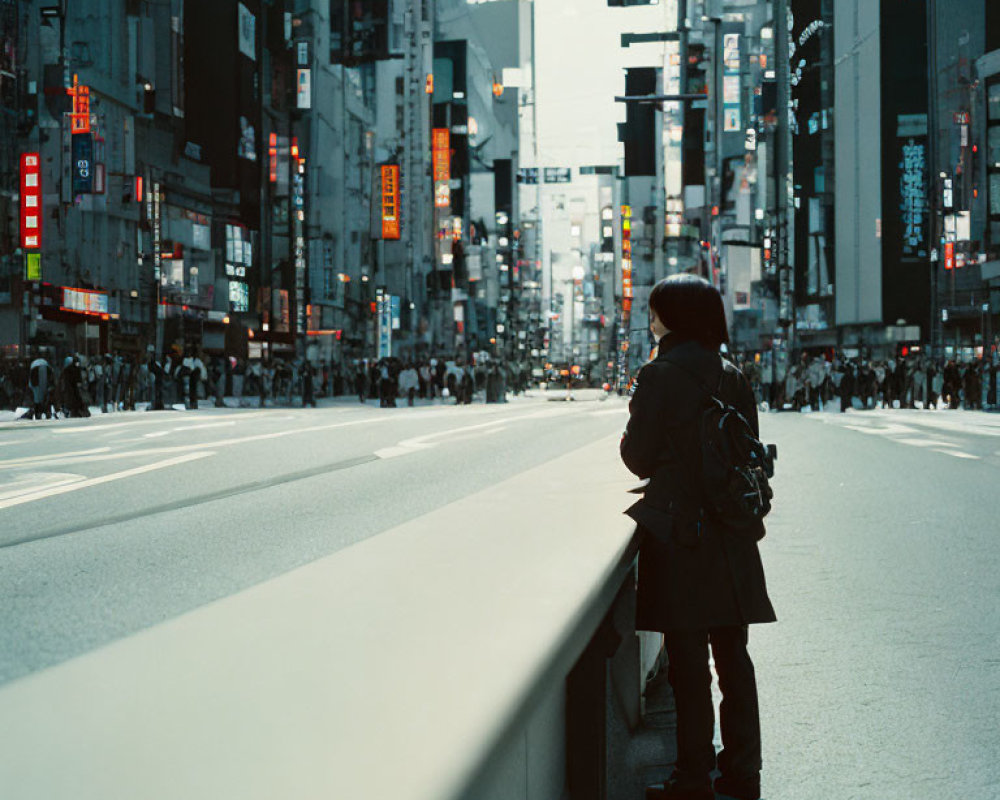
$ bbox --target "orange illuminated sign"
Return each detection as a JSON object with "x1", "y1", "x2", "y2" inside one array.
[
  {"x1": 381, "y1": 164, "x2": 400, "y2": 240},
  {"x1": 432, "y1": 128, "x2": 451, "y2": 209},
  {"x1": 621, "y1": 204, "x2": 633, "y2": 300},
  {"x1": 61, "y1": 286, "x2": 109, "y2": 316},
  {"x1": 68, "y1": 74, "x2": 90, "y2": 134},
  {"x1": 269, "y1": 132, "x2": 278, "y2": 183}
]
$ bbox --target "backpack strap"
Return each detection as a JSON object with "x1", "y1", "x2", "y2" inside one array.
[
  {"x1": 655, "y1": 356, "x2": 725, "y2": 509},
  {"x1": 662, "y1": 355, "x2": 725, "y2": 401}
]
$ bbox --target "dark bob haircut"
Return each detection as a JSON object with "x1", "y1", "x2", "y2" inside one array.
[{"x1": 648, "y1": 273, "x2": 729, "y2": 350}]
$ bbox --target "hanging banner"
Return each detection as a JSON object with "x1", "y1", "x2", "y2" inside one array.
[
  {"x1": 380, "y1": 164, "x2": 401, "y2": 240},
  {"x1": 68, "y1": 75, "x2": 90, "y2": 134},
  {"x1": 237, "y1": 3, "x2": 256, "y2": 61},
  {"x1": 296, "y1": 68, "x2": 312, "y2": 109},
  {"x1": 72, "y1": 133, "x2": 94, "y2": 196},
  {"x1": 723, "y1": 33, "x2": 742, "y2": 133},
  {"x1": 899, "y1": 135, "x2": 928, "y2": 260},
  {"x1": 61, "y1": 287, "x2": 109, "y2": 316},
  {"x1": 20, "y1": 152, "x2": 42, "y2": 250},
  {"x1": 432, "y1": 128, "x2": 451, "y2": 208},
  {"x1": 390, "y1": 295, "x2": 401, "y2": 331},
  {"x1": 621, "y1": 205, "x2": 633, "y2": 300},
  {"x1": 25, "y1": 252, "x2": 42, "y2": 281},
  {"x1": 944, "y1": 241, "x2": 955, "y2": 271},
  {"x1": 377, "y1": 289, "x2": 393, "y2": 359}
]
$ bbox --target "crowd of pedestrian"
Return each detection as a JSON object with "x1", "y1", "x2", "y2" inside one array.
[
  {"x1": 733, "y1": 352, "x2": 1000, "y2": 413},
  {"x1": 349, "y1": 357, "x2": 532, "y2": 408},
  {"x1": 0, "y1": 349, "x2": 537, "y2": 420}
]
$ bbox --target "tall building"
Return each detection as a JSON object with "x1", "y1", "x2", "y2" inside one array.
[
  {"x1": 432, "y1": 0, "x2": 526, "y2": 359},
  {"x1": 931, "y1": 0, "x2": 1000, "y2": 357},
  {"x1": 833, "y1": 0, "x2": 930, "y2": 354},
  {"x1": 10, "y1": 0, "x2": 201, "y2": 358},
  {"x1": 0, "y1": 0, "x2": 26, "y2": 346}
]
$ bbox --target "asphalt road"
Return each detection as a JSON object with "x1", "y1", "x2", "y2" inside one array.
[
  {"x1": 756, "y1": 406, "x2": 1000, "y2": 799},
  {"x1": 2, "y1": 396, "x2": 998, "y2": 798},
  {"x1": 0, "y1": 392, "x2": 632, "y2": 686}
]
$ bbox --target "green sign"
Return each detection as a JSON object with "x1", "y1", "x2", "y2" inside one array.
[{"x1": 25, "y1": 252, "x2": 41, "y2": 281}]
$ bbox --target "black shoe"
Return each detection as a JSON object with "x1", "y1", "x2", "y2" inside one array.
[
  {"x1": 644, "y1": 786, "x2": 713, "y2": 800},
  {"x1": 645, "y1": 774, "x2": 714, "y2": 800},
  {"x1": 713, "y1": 775, "x2": 761, "y2": 800}
]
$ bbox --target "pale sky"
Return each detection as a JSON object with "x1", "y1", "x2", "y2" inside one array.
[{"x1": 534, "y1": 0, "x2": 677, "y2": 168}]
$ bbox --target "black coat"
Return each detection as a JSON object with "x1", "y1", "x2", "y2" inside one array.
[{"x1": 620, "y1": 333, "x2": 777, "y2": 632}]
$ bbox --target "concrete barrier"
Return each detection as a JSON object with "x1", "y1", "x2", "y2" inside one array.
[{"x1": 0, "y1": 434, "x2": 664, "y2": 799}]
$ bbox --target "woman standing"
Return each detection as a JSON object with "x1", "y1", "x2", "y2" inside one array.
[{"x1": 620, "y1": 275, "x2": 776, "y2": 800}]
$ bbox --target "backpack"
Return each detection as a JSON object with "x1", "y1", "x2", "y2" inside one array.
[{"x1": 667, "y1": 358, "x2": 776, "y2": 529}]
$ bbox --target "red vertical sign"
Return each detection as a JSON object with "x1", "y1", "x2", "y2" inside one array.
[
  {"x1": 68, "y1": 74, "x2": 91, "y2": 134},
  {"x1": 381, "y1": 164, "x2": 400, "y2": 240},
  {"x1": 20, "y1": 153, "x2": 42, "y2": 250},
  {"x1": 944, "y1": 241, "x2": 955, "y2": 271},
  {"x1": 621, "y1": 205, "x2": 633, "y2": 305}
]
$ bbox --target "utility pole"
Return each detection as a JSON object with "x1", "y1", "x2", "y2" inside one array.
[
  {"x1": 926, "y1": 0, "x2": 942, "y2": 358},
  {"x1": 775, "y1": 0, "x2": 795, "y2": 355}
]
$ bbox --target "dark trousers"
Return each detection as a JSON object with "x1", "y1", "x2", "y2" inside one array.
[{"x1": 664, "y1": 625, "x2": 762, "y2": 799}]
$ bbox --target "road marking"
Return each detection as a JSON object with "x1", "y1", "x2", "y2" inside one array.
[
  {"x1": 162, "y1": 421, "x2": 239, "y2": 435},
  {"x1": 0, "y1": 415, "x2": 400, "y2": 472},
  {"x1": 122, "y1": 419, "x2": 281, "y2": 443},
  {"x1": 0, "y1": 452, "x2": 215, "y2": 511},
  {"x1": 374, "y1": 408, "x2": 568, "y2": 460},
  {"x1": 48, "y1": 410, "x2": 275, "y2": 435},
  {"x1": 0, "y1": 472, "x2": 84, "y2": 501},
  {"x1": 375, "y1": 426, "x2": 509, "y2": 459},
  {"x1": 932, "y1": 449, "x2": 980, "y2": 460},
  {"x1": 0, "y1": 447, "x2": 111, "y2": 468},
  {"x1": 894, "y1": 438, "x2": 960, "y2": 449}
]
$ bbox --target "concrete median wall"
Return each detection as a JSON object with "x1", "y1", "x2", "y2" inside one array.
[{"x1": 0, "y1": 434, "x2": 656, "y2": 799}]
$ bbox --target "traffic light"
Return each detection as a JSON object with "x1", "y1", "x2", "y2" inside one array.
[
  {"x1": 618, "y1": 68, "x2": 656, "y2": 177},
  {"x1": 330, "y1": 0, "x2": 391, "y2": 65}
]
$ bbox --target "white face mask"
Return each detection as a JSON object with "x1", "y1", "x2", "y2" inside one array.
[{"x1": 649, "y1": 309, "x2": 669, "y2": 340}]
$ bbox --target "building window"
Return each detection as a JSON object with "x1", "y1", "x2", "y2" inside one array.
[
  {"x1": 225, "y1": 224, "x2": 252, "y2": 310},
  {"x1": 986, "y1": 77, "x2": 1000, "y2": 243},
  {"x1": 989, "y1": 83, "x2": 1000, "y2": 123},
  {"x1": 988, "y1": 2, "x2": 1000, "y2": 55},
  {"x1": 229, "y1": 280, "x2": 249, "y2": 312},
  {"x1": 989, "y1": 126, "x2": 1000, "y2": 167}
]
